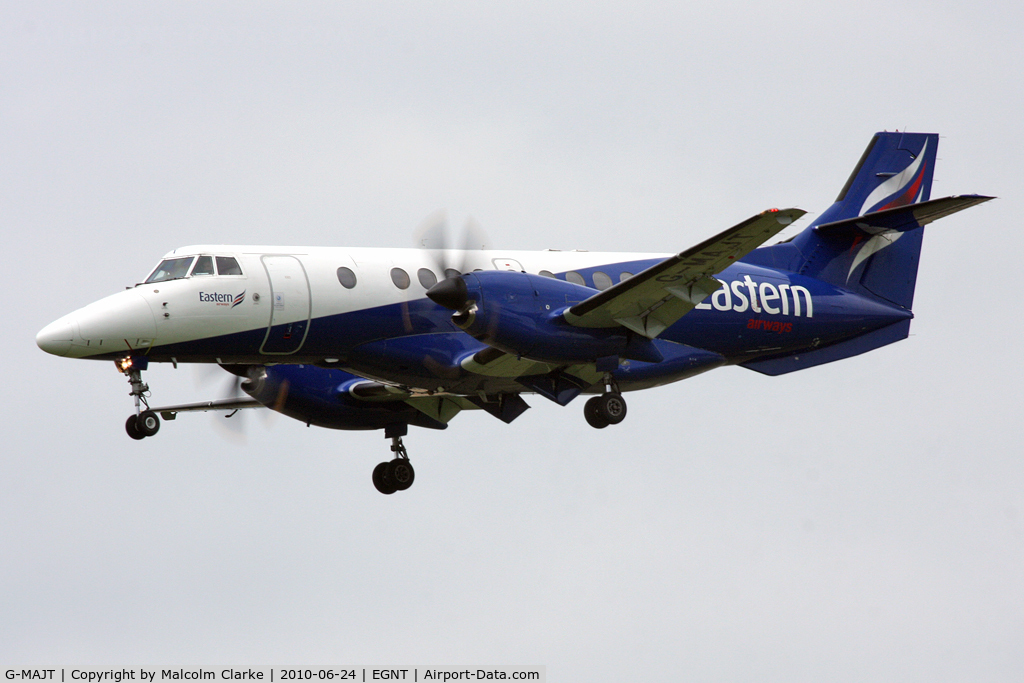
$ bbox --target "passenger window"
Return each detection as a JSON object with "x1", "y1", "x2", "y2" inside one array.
[
  {"x1": 619, "y1": 271, "x2": 634, "y2": 282},
  {"x1": 390, "y1": 267, "x2": 410, "y2": 289},
  {"x1": 538, "y1": 270, "x2": 556, "y2": 278},
  {"x1": 418, "y1": 268, "x2": 438, "y2": 289},
  {"x1": 593, "y1": 271, "x2": 613, "y2": 290},
  {"x1": 191, "y1": 255, "x2": 215, "y2": 276},
  {"x1": 565, "y1": 271, "x2": 585, "y2": 286},
  {"x1": 443, "y1": 268, "x2": 461, "y2": 280},
  {"x1": 216, "y1": 256, "x2": 243, "y2": 276},
  {"x1": 337, "y1": 266, "x2": 357, "y2": 289},
  {"x1": 145, "y1": 257, "x2": 195, "y2": 283}
]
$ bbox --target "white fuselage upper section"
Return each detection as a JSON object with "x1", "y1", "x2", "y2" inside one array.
[{"x1": 37, "y1": 244, "x2": 668, "y2": 360}]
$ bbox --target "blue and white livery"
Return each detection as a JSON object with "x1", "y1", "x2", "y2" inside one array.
[{"x1": 36, "y1": 132, "x2": 992, "y2": 494}]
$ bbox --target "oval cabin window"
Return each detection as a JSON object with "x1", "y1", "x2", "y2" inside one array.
[
  {"x1": 337, "y1": 267, "x2": 357, "y2": 289},
  {"x1": 593, "y1": 271, "x2": 613, "y2": 290},
  {"x1": 418, "y1": 268, "x2": 438, "y2": 289},
  {"x1": 390, "y1": 267, "x2": 411, "y2": 289}
]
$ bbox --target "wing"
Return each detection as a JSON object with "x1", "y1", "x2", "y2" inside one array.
[
  {"x1": 346, "y1": 378, "x2": 530, "y2": 424},
  {"x1": 153, "y1": 381, "x2": 518, "y2": 426},
  {"x1": 459, "y1": 346, "x2": 601, "y2": 406},
  {"x1": 153, "y1": 397, "x2": 265, "y2": 420},
  {"x1": 563, "y1": 208, "x2": 805, "y2": 338}
]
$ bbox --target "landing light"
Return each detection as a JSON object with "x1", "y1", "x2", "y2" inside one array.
[{"x1": 115, "y1": 356, "x2": 133, "y2": 373}]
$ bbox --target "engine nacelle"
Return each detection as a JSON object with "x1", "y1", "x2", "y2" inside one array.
[{"x1": 428, "y1": 271, "x2": 661, "y2": 365}]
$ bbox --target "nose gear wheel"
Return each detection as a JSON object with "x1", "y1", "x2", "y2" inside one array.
[
  {"x1": 125, "y1": 414, "x2": 146, "y2": 440},
  {"x1": 119, "y1": 358, "x2": 162, "y2": 440}
]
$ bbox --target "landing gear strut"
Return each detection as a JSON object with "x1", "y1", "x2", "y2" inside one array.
[
  {"x1": 584, "y1": 374, "x2": 627, "y2": 429},
  {"x1": 117, "y1": 356, "x2": 161, "y2": 440},
  {"x1": 372, "y1": 424, "x2": 416, "y2": 495}
]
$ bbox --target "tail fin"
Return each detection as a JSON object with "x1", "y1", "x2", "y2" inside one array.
[
  {"x1": 814, "y1": 131, "x2": 938, "y2": 226},
  {"x1": 746, "y1": 132, "x2": 991, "y2": 309},
  {"x1": 800, "y1": 132, "x2": 937, "y2": 310},
  {"x1": 749, "y1": 132, "x2": 991, "y2": 311},
  {"x1": 738, "y1": 132, "x2": 992, "y2": 376}
]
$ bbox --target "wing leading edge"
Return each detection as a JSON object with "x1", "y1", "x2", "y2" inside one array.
[
  {"x1": 153, "y1": 397, "x2": 265, "y2": 420},
  {"x1": 563, "y1": 208, "x2": 805, "y2": 338}
]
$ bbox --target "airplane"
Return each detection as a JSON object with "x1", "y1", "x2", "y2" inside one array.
[{"x1": 36, "y1": 131, "x2": 992, "y2": 494}]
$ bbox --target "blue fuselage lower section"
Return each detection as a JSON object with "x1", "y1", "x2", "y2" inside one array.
[{"x1": 113, "y1": 259, "x2": 911, "y2": 397}]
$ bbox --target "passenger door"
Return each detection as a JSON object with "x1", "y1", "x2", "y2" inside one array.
[{"x1": 260, "y1": 255, "x2": 312, "y2": 354}]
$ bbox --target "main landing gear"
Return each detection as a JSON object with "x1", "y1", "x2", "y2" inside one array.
[
  {"x1": 117, "y1": 356, "x2": 161, "y2": 441},
  {"x1": 584, "y1": 375, "x2": 627, "y2": 429},
  {"x1": 372, "y1": 424, "x2": 416, "y2": 495}
]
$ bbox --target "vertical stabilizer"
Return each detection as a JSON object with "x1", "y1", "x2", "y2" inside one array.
[
  {"x1": 811, "y1": 131, "x2": 937, "y2": 227},
  {"x1": 735, "y1": 132, "x2": 990, "y2": 376},
  {"x1": 775, "y1": 132, "x2": 939, "y2": 310}
]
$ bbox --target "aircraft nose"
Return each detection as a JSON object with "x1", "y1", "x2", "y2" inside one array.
[
  {"x1": 36, "y1": 319, "x2": 74, "y2": 357},
  {"x1": 36, "y1": 291, "x2": 157, "y2": 359},
  {"x1": 76, "y1": 291, "x2": 157, "y2": 342}
]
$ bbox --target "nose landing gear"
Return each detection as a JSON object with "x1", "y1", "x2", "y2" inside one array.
[
  {"x1": 372, "y1": 424, "x2": 416, "y2": 495},
  {"x1": 125, "y1": 410, "x2": 160, "y2": 439},
  {"x1": 117, "y1": 356, "x2": 161, "y2": 440}
]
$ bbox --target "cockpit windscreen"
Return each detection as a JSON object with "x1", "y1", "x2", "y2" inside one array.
[{"x1": 145, "y1": 257, "x2": 195, "y2": 283}]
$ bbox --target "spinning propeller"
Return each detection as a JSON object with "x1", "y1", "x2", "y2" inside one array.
[
  {"x1": 193, "y1": 364, "x2": 279, "y2": 439},
  {"x1": 416, "y1": 210, "x2": 487, "y2": 318},
  {"x1": 416, "y1": 210, "x2": 488, "y2": 281}
]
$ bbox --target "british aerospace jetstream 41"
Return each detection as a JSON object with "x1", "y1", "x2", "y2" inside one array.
[{"x1": 37, "y1": 132, "x2": 991, "y2": 494}]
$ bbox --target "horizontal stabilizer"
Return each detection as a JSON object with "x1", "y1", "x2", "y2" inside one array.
[{"x1": 815, "y1": 194, "x2": 994, "y2": 236}]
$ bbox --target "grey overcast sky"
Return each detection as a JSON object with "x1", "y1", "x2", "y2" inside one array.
[{"x1": 3, "y1": 2, "x2": 1023, "y2": 680}]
